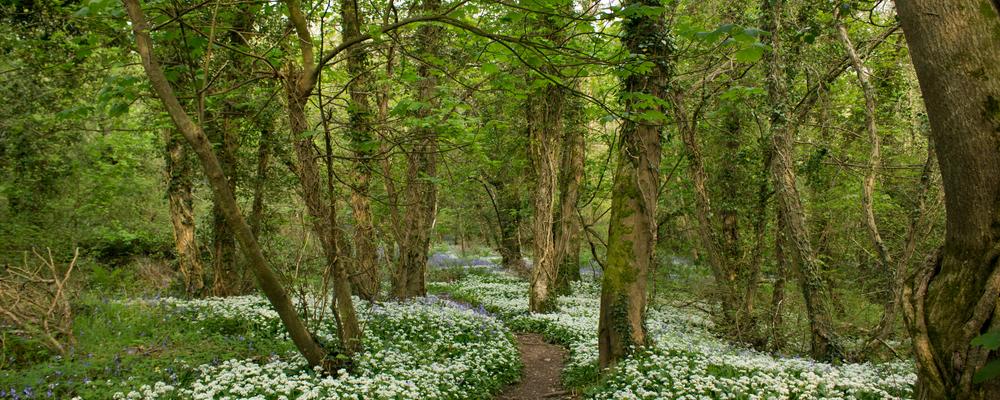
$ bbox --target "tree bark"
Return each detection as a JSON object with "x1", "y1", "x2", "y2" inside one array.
[
  {"x1": 284, "y1": 71, "x2": 362, "y2": 357},
  {"x1": 210, "y1": 113, "x2": 239, "y2": 296},
  {"x1": 392, "y1": 0, "x2": 441, "y2": 300},
  {"x1": 553, "y1": 94, "x2": 585, "y2": 295},
  {"x1": 494, "y1": 178, "x2": 528, "y2": 274},
  {"x1": 762, "y1": 0, "x2": 841, "y2": 361},
  {"x1": 598, "y1": 0, "x2": 669, "y2": 370},
  {"x1": 249, "y1": 123, "x2": 271, "y2": 239},
  {"x1": 527, "y1": 84, "x2": 564, "y2": 312},
  {"x1": 124, "y1": 0, "x2": 329, "y2": 368},
  {"x1": 163, "y1": 128, "x2": 205, "y2": 296},
  {"x1": 895, "y1": 1, "x2": 1000, "y2": 398},
  {"x1": 341, "y1": 0, "x2": 380, "y2": 302},
  {"x1": 282, "y1": 0, "x2": 363, "y2": 357}
]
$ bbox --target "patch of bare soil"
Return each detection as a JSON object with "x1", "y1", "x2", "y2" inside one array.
[{"x1": 498, "y1": 333, "x2": 577, "y2": 400}]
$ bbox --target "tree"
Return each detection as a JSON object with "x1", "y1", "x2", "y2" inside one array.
[
  {"x1": 122, "y1": 0, "x2": 330, "y2": 368},
  {"x1": 392, "y1": 0, "x2": 443, "y2": 299},
  {"x1": 761, "y1": 0, "x2": 842, "y2": 361},
  {"x1": 597, "y1": 0, "x2": 671, "y2": 369},
  {"x1": 895, "y1": 1, "x2": 1000, "y2": 398},
  {"x1": 341, "y1": 0, "x2": 381, "y2": 302},
  {"x1": 163, "y1": 128, "x2": 206, "y2": 295}
]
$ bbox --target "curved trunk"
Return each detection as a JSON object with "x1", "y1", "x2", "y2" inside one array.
[
  {"x1": 896, "y1": 1, "x2": 1000, "y2": 398},
  {"x1": 285, "y1": 74, "x2": 363, "y2": 357}
]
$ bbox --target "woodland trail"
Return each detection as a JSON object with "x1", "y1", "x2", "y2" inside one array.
[{"x1": 497, "y1": 333, "x2": 577, "y2": 400}]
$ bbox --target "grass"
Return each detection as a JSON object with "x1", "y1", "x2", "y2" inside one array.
[{"x1": 1, "y1": 295, "x2": 294, "y2": 398}]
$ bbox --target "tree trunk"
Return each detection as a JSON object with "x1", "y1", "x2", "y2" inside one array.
[
  {"x1": 527, "y1": 85, "x2": 564, "y2": 312},
  {"x1": 835, "y1": 5, "x2": 893, "y2": 299},
  {"x1": 762, "y1": 0, "x2": 841, "y2": 361},
  {"x1": 341, "y1": 0, "x2": 380, "y2": 302},
  {"x1": 598, "y1": 0, "x2": 669, "y2": 369},
  {"x1": 124, "y1": 0, "x2": 329, "y2": 368},
  {"x1": 163, "y1": 128, "x2": 205, "y2": 296},
  {"x1": 249, "y1": 124, "x2": 271, "y2": 239},
  {"x1": 284, "y1": 71, "x2": 363, "y2": 357},
  {"x1": 392, "y1": 0, "x2": 441, "y2": 300},
  {"x1": 494, "y1": 179, "x2": 528, "y2": 274},
  {"x1": 770, "y1": 204, "x2": 789, "y2": 352},
  {"x1": 210, "y1": 113, "x2": 239, "y2": 296},
  {"x1": 553, "y1": 88, "x2": 585, "y2": 296},
  {"x1": 895, "y1": 1, "x2": 1000, "y2": 398}
]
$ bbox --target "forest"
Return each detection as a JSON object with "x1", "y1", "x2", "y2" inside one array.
[{"x1": 1, "y1": 0, "x2": 999, "y2": 398}]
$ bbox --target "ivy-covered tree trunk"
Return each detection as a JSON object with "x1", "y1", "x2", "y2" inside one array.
[
  {"x1": 895, "y1": 1, "x2": 1000, "y2": 398},
  {"x1": 393, "y1": 0, "x2": 441, "y2": 300},
  {"x1": 163, "y1": 129, "x2": 205, "y2": 296},
  {"x1": 762, "y1": 0, "x2": 841, "y2": 361},
  {"x1": 124, "y1": 0, "x2": 330, "y2": 368},
  {"x1": 341, "y1": 0, "x2": 380, "y2": 302},
  {"x1": 597, "y1": 0, "x2": 670, "y2": 370},
  {"x1": 527, "y1": 84, "x2": 563, "y2": 312},
  {"x1": 210, "y1": 114, "x2": 240, "y2": 296}
]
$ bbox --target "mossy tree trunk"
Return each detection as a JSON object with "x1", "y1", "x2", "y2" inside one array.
[
  {"x1": 597, "y1": 0, "x2": 670, "y2": 370},
  {"x1": 341, "y1": 0, "x2": 380, "y2": 302},
  {"x1": 209, "y1": 113, "x2": 239, "y2": 296},
  {"x1": 895, "y1": 1, "x2": 1000, "y2": 398}
]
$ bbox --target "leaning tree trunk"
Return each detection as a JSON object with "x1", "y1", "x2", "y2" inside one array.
[
  {"x1": 163, "y1": 128, "x2": 206, "y2": 296},
  {"x1": 762, "y1": 0, "x2": 841, "y2": 361},
  {"x1": 341, "y1": 0, "x2": 380, "y2": 302},
  {"x1": 597, "y1": 0, "x2": 670, "y2": 370},
  {"x1": 392, "y1": 0, "x2": 441, "y2": 299},
  {"x1": 895, "y1": 1, "x2": 1000, "y2": 398},
  {"x1": 124, "y1": 0, "x2": 329, "y2": 368}
]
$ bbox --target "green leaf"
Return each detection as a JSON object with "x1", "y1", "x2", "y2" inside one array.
[
  {"x1": 481, "y1": 63, "x2": 499, "y2": 75},
  {"x1": 972, "y1": 330, "x2": 1000, "y2": 351},
  {"x1": 733, "y1": 43, "x2": 766, "y2": 63},
  {"x1": 974, "y1": 359, "x2": 1000, "y2": 383}
]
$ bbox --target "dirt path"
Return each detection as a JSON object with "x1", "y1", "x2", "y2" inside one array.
[{"x1": 498, "y1": 333, "x2": 577, "y2": 400}]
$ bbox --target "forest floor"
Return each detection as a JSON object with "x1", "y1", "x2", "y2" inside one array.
[{"x1": 498, "y1": 333, "x2": 576, "y2": 400}]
